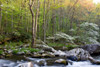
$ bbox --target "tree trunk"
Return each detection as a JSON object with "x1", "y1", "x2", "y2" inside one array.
[
  {"x1": 43, "y1": 0, "x2": 46, "y2": 42},
  {"x1": 11, "y1": 10, "x2": 14, "y2": 32},
  {"x1": 35, "y1": 0, "x2": 40, "y2": 38},
  {"x1": 29, "y1": 0, "x2": 35, "y2": 48},
  {"x1": 0, "y1": 2, "x2": 2, "y2": 33}
]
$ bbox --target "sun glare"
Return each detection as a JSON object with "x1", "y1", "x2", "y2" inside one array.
[{"x1": 93, "y1": 0, "x2": 100, "y2": 4}]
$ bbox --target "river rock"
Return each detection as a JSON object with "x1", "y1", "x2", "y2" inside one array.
[
  {"x1": 54, "y1": 50, "x2": 66, "y2": 57},
  {"x1": 66, "y1": 48, "x2": 90, "y2": 61},
  {"x1": 67, "y1": 56, "x2": 78, "y2": 61},
  {"x1": 32, "y1": 52, "x2": 55, "y2": 58},
  {"x1": 16, "y1": 62, "x2": 33, "y2": 67},
  {"x1": 17, "y1": 52, "x2": 25, "y2": 55},
  {"x1": 42, "y1": 52, "x2": 55, "y2": 58},
  {"x1": 32, "y1": 53, "x2": 42, "y2": 58},
  {"x1": 55, "y1": 59, "x2": 68, "y2": 65},
  {"x1": 88, "y1": 56, "x2": 100, "y2": 64},
  {"x1": 36, "y1": 44, "x2": 56, "y2": 52},
  {"x1": 81, "y1": 44, "x2": 100, "y2": 54}
]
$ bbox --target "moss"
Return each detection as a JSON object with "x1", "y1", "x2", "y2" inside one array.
[
  {"x1": 12, "y1": 49, "x2": 19, "y2": 54},
  {"x1": 48, "y1": 43, "x2": 65, "y2": 47},
  {"x1": 66, "y1": 44, "x2": 79, "y2": 50},
  {"x1": 27, "y1": 48, "x2": 40, "y2": 53}
]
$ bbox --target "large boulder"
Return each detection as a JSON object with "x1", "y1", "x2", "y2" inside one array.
[
  {"x1": 66, "y1": 48, "x2": 90, "y2": 61},
  {"x1": 81, "y1": 44, "x2": 100, "y2": 54},
  {"x1": 65, "y1": 48, "x2": 100, "y2": 65}
]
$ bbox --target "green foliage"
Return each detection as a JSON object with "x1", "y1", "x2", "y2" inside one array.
[
  {"x1": 0, "y1": 35, "x2": 3, "y2": 41},
  {"x1": 12, "y1": 49, "x2": 19, "y2": 54},
  {"x1": 48, "y1": 43, "x2": 65, "y2": 47},
  {"x1": 6, "y1": 41, "x2": 23, "y2": 47},
  {"x1": 11, "y1": 31, "x2": 21, "y2": 37},
  {"x1": 78, "y1": 22, "x2": 99, "y2": 44},
  {"x1": 66, "y1": 44, "x2": 79, "y2": 50},
  {"x1": 55, "y1": 32, "x2": 75, "y2": 43},
  {"x1": 47, "y1": 32, "x2": 75, "y2": 44},
  {"x1": 1, "y1": 0, "x2": 100, "y2": 47},
  {"x1": 0, "y1": 50, "x2": 3, "y2": 55},
  {"x1": 20, "y1": 32, "x2": 32, "y2": 40},
  {"x1": 12, "y1": 48, "x2": 39, "y2": 54},
  {"x1": 27, "y1": 48, "x2": 40, "y2": 53}
]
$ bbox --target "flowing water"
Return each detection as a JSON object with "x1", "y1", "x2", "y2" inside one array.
[{"x1": 0, "y1": 55, "x2": 100, "y2": 67}]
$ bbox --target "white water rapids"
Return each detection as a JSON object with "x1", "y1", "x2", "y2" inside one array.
[{"x1": 0, "y1": 55, "x2": 100, "y2": 67}]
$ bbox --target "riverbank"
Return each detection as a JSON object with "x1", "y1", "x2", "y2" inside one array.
[{"x1": 1, "y1": 42, "x2": 100, "y2": 67}]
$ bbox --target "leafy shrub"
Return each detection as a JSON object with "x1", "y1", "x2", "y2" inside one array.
[
  {"x1": 0, "y1": 35, "x2": 3, "y2": 41},
  {"x1": 12, "y1": 48, "x2": 39, "y2": 54},
  {"x1": 47, "y1": 32, "x2": 75, "y2": 44},
  {"x1": 11, "y1": 31, "x2": 21, "y2": 37},
  {"x1": 0, "y1": 50, "x2": 3, "y2": 55},
  {"x1": 12, "y1": 49, "x2": 19, "y2": 54},
  {"x1": 78, "y1": 22, "x2": 99, "y2": 44},
  {"x1": 27, "y1": 48, "x2": 39, "y2": 53}
]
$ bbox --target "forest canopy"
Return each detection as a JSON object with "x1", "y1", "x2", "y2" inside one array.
[{"x1": 0, "y1": 0, "x2": 100, "y2": 47}]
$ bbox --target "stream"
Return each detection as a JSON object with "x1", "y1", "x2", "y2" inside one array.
[{"x1": 0, "y1": 55, "x2": 100, "y2": 67}]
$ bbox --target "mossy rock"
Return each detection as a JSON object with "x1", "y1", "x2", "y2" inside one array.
[
  {"x1": 55, "y1": 59, "x2": 68, "y2": 65},
  {"x1": 32, "y1": 53, "x2": 42, "y2": 58},
  {"x1": 42, "y1": 53, "x2": 55, "y2": 58}
]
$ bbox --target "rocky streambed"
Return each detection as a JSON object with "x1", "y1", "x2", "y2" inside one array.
[
  {"x1": 0, "y1": 44, "x2": 100, "y2": 67},
  {"x1": 1, "y1": 55, "x2": 100, "y2": 67}
]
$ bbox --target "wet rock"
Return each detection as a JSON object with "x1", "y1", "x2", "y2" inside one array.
[
  {"x1": 88, "y1": 57, "x2": 100, "y2": 64},
  {"x1": 32, "y1": 53, "x2": 42, "y2": 58},
  {"x1": 54, "y1": 50, "x2": 66, "y2": 57},
  {"x1": 16, "y1": 62, "x2": 33, "y2": 67},
  {"x1": 81, "y1": 44, "x2": 100, "y2": 54},
  {"x1": 32, "y1": 52, "x2": 55, "y2": 58},
  {"x1": 37, "y1": 59, "x2": 47, "y2": 66},
  {"x1": 66, "y1": 48, "x2": 90, "y2": 61},
  {"x1": 0, "y1": 55, "x2": 5, "y2": 59},
  {"x1": 7, "y1": 50, "x2": 13, "y2": 54},
  {"x1": 42, "y1": 52, "x2": 55, "y2": 58},
  {"x1": 55, "y1": 59, "x2": 68, "y2": 65},
  {"x1": 17, "y1": 52, "x2": 25, "y2": 55},
  {"x1": 67, "y1": 56, "x2": 78, "y2": 61},
  {"x1": 38, "y1": 50, "x2": 45, "y2": 54}
]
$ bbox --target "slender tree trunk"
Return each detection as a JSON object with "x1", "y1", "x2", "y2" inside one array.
[
  {"x1": 37, "y1": 6, "x2": 40, "y2": 39},
  {"x1": 35, "y1": 0, "x2": 40, "y2": 38},
  {"x1": 29, "y1": 0, "x2": 35, "y2": 48},
  {"x1": 0, "y1": 2, "x2": 2, "y2": 33},
  {"x1": 11, "y1": 10, "x2": 13, "y2": 32},
  {"x1": 52, "y1": 0, "x2": 56, "y2": 36},
  {"x1": 43, "y1": 0, "x2": 46, "y2": 42}
]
